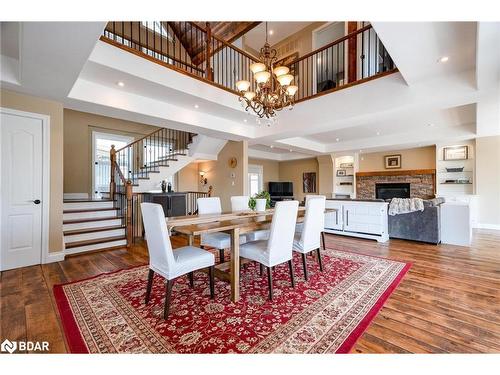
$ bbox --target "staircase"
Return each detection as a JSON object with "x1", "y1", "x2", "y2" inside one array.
[{"x1": 63, "y1": 199, "x2": 126, "y2": 255}]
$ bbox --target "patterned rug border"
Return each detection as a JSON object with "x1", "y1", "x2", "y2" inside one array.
[
  {"x1": 53, "y1": 250, "x2": 411, "y2": 354},
  {"x1": 54, "y1": 264, "x2": 147, "y2": 354}
]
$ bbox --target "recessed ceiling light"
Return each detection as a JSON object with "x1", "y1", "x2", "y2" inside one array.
[
  {"x1": 376, "y1": 131, "x2": 380, "y2": 136},
  {"x1": 336, "y1": 138, "x2": 340, "y2": 142},
  {"x1": 289, "y1": 149, "x2": 293, "y2": 152},
  {"x1": 117, "y1": 81, "x2": 125, "y2": 87},
  {"x1": 243, "y1": 119, "x2": 247, "y2": 123},
  {"x1": 439, "y1": 56, "x2": 449, "y2": 63},
  {"x1": 270, "y1": 145, "x2": 274, "y2": 148},
  {"x1": 359, "y1": 150, "x2": 363, "y2": 153},
  {"x1": 428, "y1": 123, "x2": 435, "y2": 127},
  {"x1": 194, "y1": 104, "x2": 199, "y2": 109},
  {"x1": 269, "y1": 29, "x2": 274, "y2": 35}
]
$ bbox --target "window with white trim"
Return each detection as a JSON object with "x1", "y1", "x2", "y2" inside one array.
[{"x1": 248, "y1": 164, "x2": 264, "y2": 197}]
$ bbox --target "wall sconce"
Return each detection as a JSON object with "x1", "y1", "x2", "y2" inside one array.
[{"x1": 199, "y1": 171, "x2": 208, "y2": 186}]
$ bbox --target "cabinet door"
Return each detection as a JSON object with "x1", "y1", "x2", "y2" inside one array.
[
  {"x1": 325, "y1": 201, "x2": 343, "y2": 230},
  {"x1": 343, "y1": 203, "x2": 383, "y2": 235}
]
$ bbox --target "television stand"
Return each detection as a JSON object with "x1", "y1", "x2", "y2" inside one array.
[{"x1": 270, "y1": 196, "x2": 295, "y2": 206}]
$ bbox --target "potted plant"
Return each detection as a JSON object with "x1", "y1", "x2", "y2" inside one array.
[{"x1": 248, "y1": 191, "x2": 271, "y2": 212}]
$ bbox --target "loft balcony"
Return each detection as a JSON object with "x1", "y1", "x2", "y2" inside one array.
[{"x1": 100, "y1": 21, "x2": 397, "y2": 104}]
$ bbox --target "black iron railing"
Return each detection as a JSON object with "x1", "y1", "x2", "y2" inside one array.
[{"x1": 289, "y1": 23, "x2": 395, "y2": 102}]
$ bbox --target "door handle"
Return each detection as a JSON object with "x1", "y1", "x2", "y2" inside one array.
[
  {"x1": 346, "y1": 210, "x2": 349, "y2": 226},
  {"x1": 33, "y1": 199, "x2": 41, "y2": 204}
]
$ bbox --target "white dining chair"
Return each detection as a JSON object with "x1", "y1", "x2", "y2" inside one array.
[
  {"x1": 230, "y1": 195, "x2": 250, "y2": 211},
  {"x1": 239, "y1": 200, "x2": 299, "y2": 300},
  {"x1": 293, "y1": 196, "x2": 326, "y2": 280},
  {"x1": 231, "y1": 195, "x2": 269, "y2": 242},
  {"x1": 198, "y1": 197, "x2": 247, "y2": 263},
  {"x1": 141, "y1": 203, "x2": 215, "y2": 319},
  {"x1": 295, "y1": 195, "x2": 326, "y2": 233}
]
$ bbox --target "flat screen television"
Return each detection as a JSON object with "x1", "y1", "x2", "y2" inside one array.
[{"x1": 268, "y1": 182, "x2": 293, "y2": 197}]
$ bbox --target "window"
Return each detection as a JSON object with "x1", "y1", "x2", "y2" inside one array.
[{"x1": 248, "y1": 165, "x2": 264, "y2": 197}]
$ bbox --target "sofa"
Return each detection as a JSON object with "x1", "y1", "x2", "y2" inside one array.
[{"x1": 388, "y1": 198, "x2": 445, "y2": 244}]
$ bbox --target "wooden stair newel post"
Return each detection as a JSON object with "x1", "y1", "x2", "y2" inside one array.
[
  {"x1": 347, "y1": 22, "x2": 358, "y2": 83},
  {"x1": 126, "y1": 180, "x2": 133, "y2": 248},
  {"x1": 110, "y1": 145, "x2": 116, "y2": 201},
  {"x1": 205, "y1": 22, "x2": 213, "y2": 81}
]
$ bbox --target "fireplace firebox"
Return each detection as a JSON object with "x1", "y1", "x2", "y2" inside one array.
[{"x1": 375, "y1": 183, "x2": 410, "y2": 200}]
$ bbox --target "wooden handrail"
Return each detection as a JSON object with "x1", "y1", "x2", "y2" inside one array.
[{"x1": 288, "y1": 24, "x2": 373, "y2": 66}]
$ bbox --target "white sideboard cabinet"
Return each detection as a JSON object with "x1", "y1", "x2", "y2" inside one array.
[{"x1": 324, "y1": 199, "x2": 389, "y2": 242}]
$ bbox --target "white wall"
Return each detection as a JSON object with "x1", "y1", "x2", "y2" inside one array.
[{"x1": 475, "y1": 135, "x2": 500, "y2": 229}]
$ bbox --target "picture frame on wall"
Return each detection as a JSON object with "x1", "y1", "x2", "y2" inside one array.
[
  {"x1": 443, "y1": 145, "x2": 468, "y2": 160},
  {"x1": 336, "y1": 169, "x2": 347, "y2": 177},
  {"x1": 384, "y1": 154, "x2": 402, "y2": 169},
  {"x1": 303, "y1": 172, "x2": 317, "y2": 193}
]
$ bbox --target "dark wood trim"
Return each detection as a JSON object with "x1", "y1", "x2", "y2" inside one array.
[
  {"x1": 356, "y1": 169, "x2": 436, "y2": 177},
  {"x1": 63, "y1": 199, "x2": 114, "y2": 203},
  {"x1": 63, "y1": 216, "x2": 124, "y2": 224},
  {"x1": 63, "y1": 208, "x2": 119, "y2": 214},
  {"x1": 347, "y1": 22, "x2": 358, "y2": 83},
  {"x1": 64, "y1": 235, "x2": 126, "y2": 249},
  {"x1": 63, "y1": 225, "x2": 126, "y2": 236}
]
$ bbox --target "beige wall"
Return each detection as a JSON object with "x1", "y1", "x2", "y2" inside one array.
[
  {"x1": 279, "y1": 157, "x2": 319, "y2": 202},
  {"x1": 1, "y1": 89, "x2": 64, "y2": 253},
  {"x1": 248, "y1": 158, "x2": 280, "y2": 190},
  {"x1": 63, "y1": 109, "x2": 158, "y2": 194},
  {"x1": 271, "y1": 22, "x2": 326, "y2": 59},
  {"x1": 317, "y1": 155, "x2": 334, "y2": 196},
  {"x1": 198, "y1": 141, "x2": 248, "y2": 211},
  {"x1": 176, "y1": 163, "x2": 200, "y2": 192},
  {"x1": 359, "y1": 146, "x2": 436, "y2": 172},
  {"x1": 475, "y1": 136, "x2": 500, "y2": 227}
]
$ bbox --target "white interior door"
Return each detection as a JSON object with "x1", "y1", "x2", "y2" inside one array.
[{"x1": 1, "y1": 112, "x2": 44, "y2": 270}]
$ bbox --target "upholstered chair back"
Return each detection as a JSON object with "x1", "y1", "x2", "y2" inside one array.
[
  {"x1": 197, "y1": 197, "x2": 222, "y2": 215},
  {"x1": 267, "y1": 200, "x2": 299, "y2": 264},
  {"x1": 141, "y1": 203, "x2": 176, "y2": 277},
  {"x1": 300, "y1": 196, "x2": 326, "y2": 251},
  {"x1": 231, "y1": 196, "x2": 249, "y2": 212}
]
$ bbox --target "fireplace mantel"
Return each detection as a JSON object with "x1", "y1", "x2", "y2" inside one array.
[
  {"x1": 356, "y1": 169, "x2": 436, "y2": 177},
  {"x1": 356, "y1": 169, "x2": 436, "y2": 199}
]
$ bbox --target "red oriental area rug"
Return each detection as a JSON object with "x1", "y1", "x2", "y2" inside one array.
[{"x1": 54, "y1": 248, "x2": 410, "y2": 353}]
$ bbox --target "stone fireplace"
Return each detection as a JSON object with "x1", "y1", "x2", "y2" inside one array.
[{"x1": 356, "y1": 169, "x2": 436, "y2": 200}]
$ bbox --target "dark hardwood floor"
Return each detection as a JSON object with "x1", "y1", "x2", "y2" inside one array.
[{"x1": 1, "y1": 230, "x2": 499, "y2": 353}]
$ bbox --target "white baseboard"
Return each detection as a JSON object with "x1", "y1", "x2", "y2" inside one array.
[
  {"x1": 64, "y1": 193, "x2": 89, "y2": 200},
  {"x1": 43, "y1": 251, "x2": 65, "y2": 263},
  {"x1": 475, "y1": 223, "x2": 500, "y2": 231}
]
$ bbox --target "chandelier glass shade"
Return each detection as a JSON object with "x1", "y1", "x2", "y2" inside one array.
[{"x1": 236, "y1": 23, "x2": 297, "y2": 119}]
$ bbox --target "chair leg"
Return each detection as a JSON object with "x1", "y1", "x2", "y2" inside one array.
[
  {"x1": 145, "y1": 269, "x2": 154, "y2": 304},
  {"x1": 219, "y1": 248, "x2": 225, "y2": 263},
  {"x1": 259, "y1": 263, "x2": 263, "y2": 276},
  {"x1": 208, "y1": 266, "x2": 215, "y2": 299},
  {"x1": 267, "y1": 266, "x2": 273, "y2": 300},
  {"x1": 321, "y1": 231, "x2": 326, "y2": 250},
  {"x1": 288, "y1": 260, "x2": 296, "y2": 288},
  {"x1": 188, "y1": 271, "x2": 194, "y2": 288},
  {"x1": 302, "y1": 253, "x2": 309, "y2": 281},
  {"x1": 163, "y1": 279, "x2": 174, "y2": 319},
  {"x1": 317, "y1": 247, "x2": 324, "y2": 272}
]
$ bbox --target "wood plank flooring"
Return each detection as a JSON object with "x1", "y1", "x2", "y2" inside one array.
[{"x1": 1, "y1": 230, "x2": 499, "y2": 353}]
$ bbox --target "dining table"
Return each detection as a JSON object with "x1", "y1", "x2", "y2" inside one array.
[{"x1": 166, "y1": 207, "x2": 336, "y2": 302}]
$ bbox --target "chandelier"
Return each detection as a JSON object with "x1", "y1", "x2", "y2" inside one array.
[{"x1": 236, "y1": 23, "x2": 298, "y2": 119}]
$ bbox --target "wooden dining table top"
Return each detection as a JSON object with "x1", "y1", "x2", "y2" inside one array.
[{"x1": 167, "y1": 207, "x2": 337, "y2": 236}]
